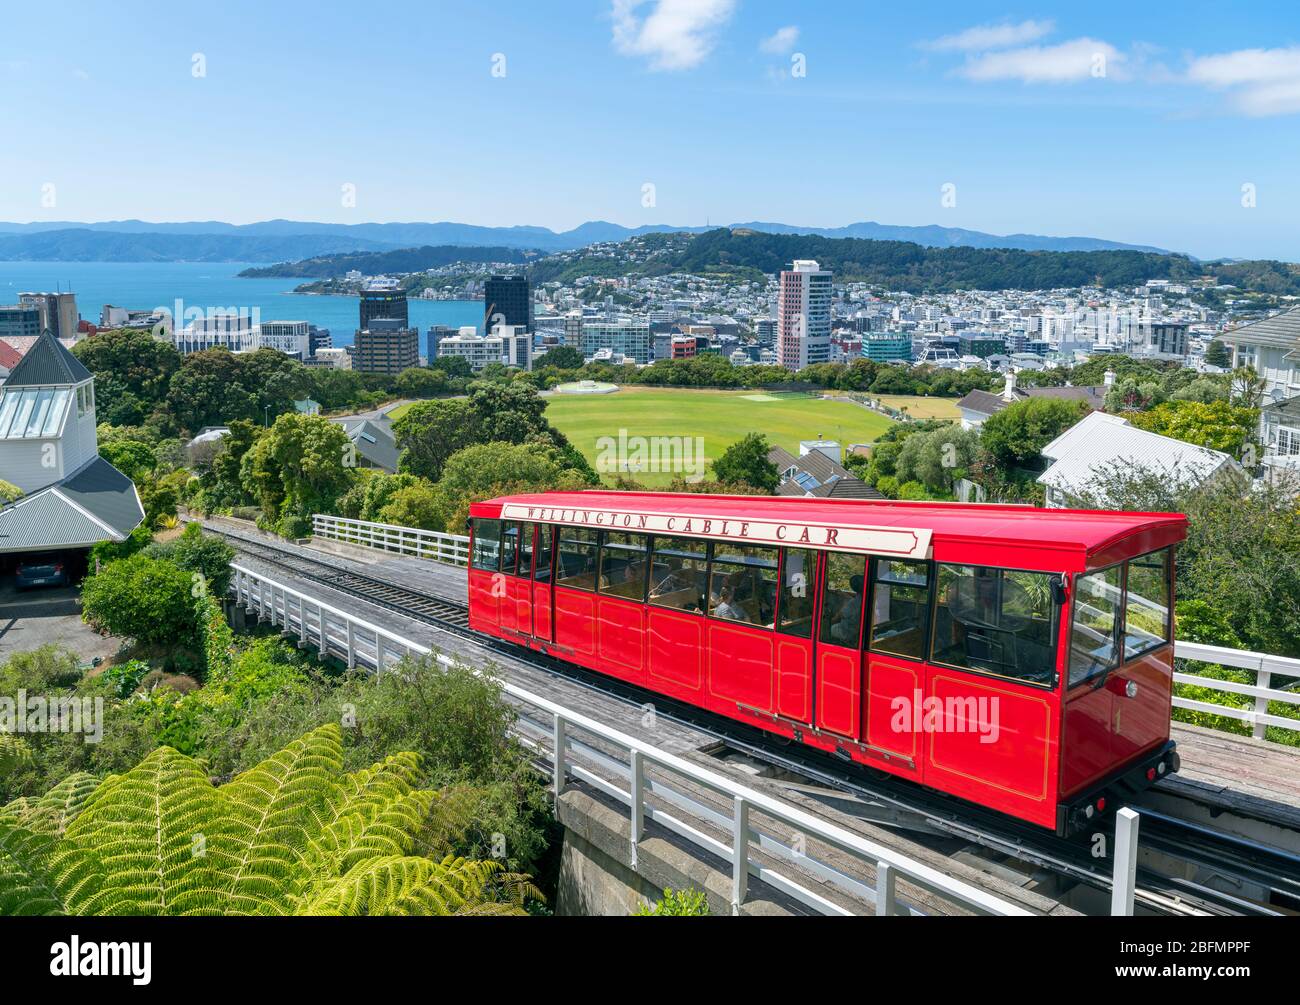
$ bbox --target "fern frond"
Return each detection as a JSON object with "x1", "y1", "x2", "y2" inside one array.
[
  {"x1": 1, "y1": 773, "x2": 102, "y2": 836},
  {"x1": 54, "y1": 747, "x2": 234, "y2": 916},
  {"x1": 298, "y1": 854, "x2": 519, "y2": 916},
  {"x1": 220, "y1": 724, "x2": 344, "y2": 914},
  {"x1": 0, "y1": 734, "x2": 32, "y2": 775},
  {"x1": 0, "y1": 817, "x2": 63, "y2": 915}
]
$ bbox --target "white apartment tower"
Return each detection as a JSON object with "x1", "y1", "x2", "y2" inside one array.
[{"x1": 776, "y1": 260, "x2": 831, "y2": 370}]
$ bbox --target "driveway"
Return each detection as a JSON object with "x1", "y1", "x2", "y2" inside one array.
[{"x1": 0, "y1": 580, "x2": 120, "y2": 664}]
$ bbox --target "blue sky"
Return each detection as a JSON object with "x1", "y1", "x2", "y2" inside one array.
[{"x1": 3, "y1": 0, "x2": 1300, "y2": 259}]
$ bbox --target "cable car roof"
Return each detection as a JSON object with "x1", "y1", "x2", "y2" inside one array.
[{"x1": 472, "y1": 491, "x2": 1188, "y2": 572}]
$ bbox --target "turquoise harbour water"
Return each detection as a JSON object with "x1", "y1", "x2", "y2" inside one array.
[{"x1": 0, "y1": 261, "x2": 483, "y2": 348}]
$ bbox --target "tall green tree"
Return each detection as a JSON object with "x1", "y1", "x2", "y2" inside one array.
[
  {"x1": 394, "y1": 398, "x2": 483, "y2": 481},
  {"x1": 243, "y1": 414, "x2": 357, "y2": 537},
  {"x1": 979, "y1": 397, "x2": 1086, "y2": 469},
  {"x1": 711, "y1": 433, "x2": 779, "y2": 492},
  {"x1": 72, "y1": 328, "x2": 181, "y2": 426}
]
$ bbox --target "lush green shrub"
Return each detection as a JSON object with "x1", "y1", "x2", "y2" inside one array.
[
  {"x1": 634, "y1": 887, "x2": 710, "y2": 916},
  {"x1": 80, "y1": 553, "x2": 200, "y2": 649}
]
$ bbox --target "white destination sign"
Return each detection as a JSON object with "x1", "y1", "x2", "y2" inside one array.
[{"x1": 499, "y1": 503, "x2": 931, "y2": 559}]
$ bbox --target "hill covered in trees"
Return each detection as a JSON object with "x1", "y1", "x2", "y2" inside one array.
[
  {"x1": 527, "y1": 228, "x2": 1300, "y2": 295},
  {"x1": 238, "y1": 244, "x2": 539, "y2": 278}
]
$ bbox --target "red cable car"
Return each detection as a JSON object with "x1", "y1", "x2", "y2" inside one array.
[{"x1": 467, "y1": 491, "x2": 1185, "y2": 834}]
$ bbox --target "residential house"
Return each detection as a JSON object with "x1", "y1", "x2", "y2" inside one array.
[
  {"x1": 1036, "y1": 411, "x2": 1242, "y2": 508},
  {"x1": 767, "y1": 443, "x2": 884, "y2": 499},
  {"x1": 333, "y1": 418, "x2": 399, "y2": 473},
  {"x1": 0, "y1": 330, "x2": 145, "y2": 554},
  {"x1": 956, "y1": 371, "x2": 1108, "y2": 430},
  {"x1": 1221, "y1": 306, "x2": 1300, "y2": 485}
]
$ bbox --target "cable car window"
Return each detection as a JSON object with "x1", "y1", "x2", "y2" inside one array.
[
  {"x1": 533, "y1": 525, "x2": 555, "y2": 583},
  {"x1": 470, "y1": 519, "x2": 502, "y2": 572},
  {"x1": 777, "y1": 548, "x2": 816, "y2": 638},
  {"x1": 501, "y1": 523, "x2": 519, "y2": 576},
  {"x1": 708, "y1": 543, "x2": 778, "y2": 628},
  {"x1": 555, "y1": 526, "x2": 600, "y2": 591},
  {"x1": 820, "y1": 553, "x2": 867, "y2": 647},
  {"x1": 1123, "y1": 549, "x2": 1171, "y2": 659},
  {"x1": 600, "y1": 532, "x2": 649, "y2": 600},
  {"x1": 516, "y1": 522, "x2": 534, "y2": 578},
  {"x1": 647, "y1": 536, "x2": 708, "y2": 612},
  {"x1": 1069, "y1": 565, "x2": 1122, "y2": 686},
  {"x1": 868, "y1": 559, "x2": 930, "y2": 660},
  {"x1": 931, "y1": 565, "x2": 1057, "y2": 686}
]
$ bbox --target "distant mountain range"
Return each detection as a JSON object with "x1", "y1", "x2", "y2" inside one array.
[{"x1": 0, "y1": 218, "x2": 1177, "y2": 263}]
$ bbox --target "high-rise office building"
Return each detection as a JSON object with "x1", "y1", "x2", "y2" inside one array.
[
  {"x1": 353, "y1": 318, "x2": 419, "y2": 375},
  {"x1": 427, "y1": 324, "x2": 457, "y2": 361},
  {"x1": 175, "y1": 312, "x2": 259, "y2": 354},
  {"x1": 19, "y1": 292, "x2": 79, "y2": 340},
  {"x1": 257, "y1": 320, "x2": 312, "y2": 358},
  {"x1": 308, "y1": 325, "x2": 333, "y2": 356},
  {"x1": 0, "y1": 305, "x2": 42, "y2": 341},
  {"x1": 359, "y1": 286, "x2": 409, "y2": 330},
  {"x1": 484, "y1": 275, "x2": 532, "y2": 334},
  {"x1": 564, "y1": 310, "x2": 583, "y2": 347},
  {"x1": 776, "y1": 261, "x2": 831, "y2": 370},
  {"x1": 581, "y1": 319, "x2": 651, "y2": 363}
]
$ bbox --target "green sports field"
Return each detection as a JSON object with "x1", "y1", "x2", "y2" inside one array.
[{"x1": 542, "y1": 387, "x2": 895, "y2": 486}]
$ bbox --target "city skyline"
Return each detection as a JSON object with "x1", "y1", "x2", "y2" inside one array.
[{"x1": 4, "y1": 1, "x2": 1300, "y2": 261}]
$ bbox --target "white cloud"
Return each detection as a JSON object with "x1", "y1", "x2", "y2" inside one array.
[
  {"x1": 759, "y1": 26, "x2": 799, "y2": 55},
  {"x1": 611, "y1": 0, "x2": 737, "y2": 72},
  {"x1": 957, "y1": 38, "x2": 1121, "y2": 83},
  {"x1": 1186, "y1": 47, "x2": 1300, "y2": 116},
  {"x1": 922, "y1": 19, "x2": 1054, "y2": 53},
  {"x1": 1187, "y1": 46, "x2": 1300, "y2": 86}
]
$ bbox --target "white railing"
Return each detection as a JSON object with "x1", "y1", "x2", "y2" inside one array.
[
  {"x1": 311, "y1": 514, "x2": 469, "y2": 566},
  {"x1": 228, "y1": 562, "x2": 1047, "y2": 917},
  {"x1": 1173, "y1": 641, "x2": 1300, "y2": 739}
]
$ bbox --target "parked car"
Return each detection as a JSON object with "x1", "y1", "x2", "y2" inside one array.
[{"x1": 14, "y1": 552, "x2": 69, "y2": 590}]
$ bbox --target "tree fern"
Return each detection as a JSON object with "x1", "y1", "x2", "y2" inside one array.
[
  {"x1": 221, "y1": 725, "x2": 344, "y2": 914},
  {"x1": 0, "y1": 734, "x2": 32, "y2": 776},
  {"x1": 0, "y1": 818, "x2": 61, "y2": 916},
  {"x1": 0, "y1": 726, "x2": 537, "y2": 917},
  {"x1": 54, "y1": 747, "x2": 236, "y2": 916}
]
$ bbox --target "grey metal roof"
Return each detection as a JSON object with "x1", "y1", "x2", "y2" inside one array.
[
  {"x1": 336, "y1": 418, "x2": 399, "y2": 473},
  {"x1": 2, "y1": 329, "x2": 92, "y2": 387},
  {"x1": 1223, "y1": 307, "x2": 1300, "y2": 351},
  {"x1": 58, "y1": 456, "x2": 147, "y2": 536},
  {"x1": 957, "y1": 385, "x2": 1105, "y2": 418},
  {"x1": 0, "y1": 456, "x2": 144, "y2": 553},
  {"x1": 767, "y1": 445, "x2": 884, "y2": 499}
]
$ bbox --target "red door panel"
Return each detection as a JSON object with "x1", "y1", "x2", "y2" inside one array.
[
  {"x1": 498, "y1": 577, "x2": 520, "y2": 635},
  {"x1": 1061, "y1": 685, "x2": 1113, "y2": 795},
  {"x1": 532, "y1": 580, "x2": 553, "y2": 642},
  {"x1": 815, "y1": 644, "x2": 861, "y2": 738},
  {"x1": 467, "y1": 569, "x2": 499, "y2": 631},
  {"x1": 597, "y1": 596, "x2": 644, "y2": 676},
  {"x1": 648, "y1": 609, "x2": 704, "y2": 692},
  {"x1": 1109, "y1": 649, "x2": 1173, "y2": 764},
  {"x1": 554, "y1": 588, "x2": 595, "y2": 656},
  {"x1": 775, "y1": 637, "x2": 812, "y2": 723},
  {"x1": 707, "y1": 623, "x2": 774, "y2": 713},
  {"x1": 515, "y1": 578, "x2": 533, "y2": 637},
  {"x1": 926, "y1": 672, "x2": 1056, "y2": 820},
  {"x1": 864, "y1": 656, "x2": 922, "y2": 768}
]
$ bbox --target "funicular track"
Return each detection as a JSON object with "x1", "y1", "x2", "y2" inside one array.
[{"x1": 208, "y1": 524, "x2": 1299, "y2": 917}]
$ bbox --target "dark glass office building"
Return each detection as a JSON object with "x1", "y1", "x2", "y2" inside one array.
[
  {"x1": 483, "y1": 275, "x2": 532, "y2": 333},
  {"x1": 359, "y1": 288, "x2": 409, "y2": 330}
]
